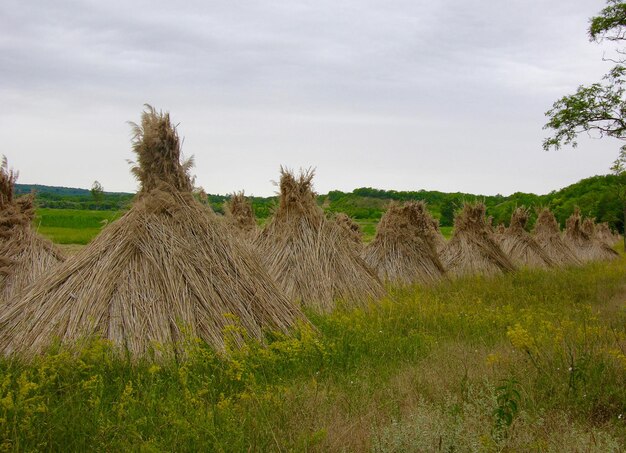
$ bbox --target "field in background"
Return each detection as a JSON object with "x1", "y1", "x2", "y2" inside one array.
[
  {"x1": 1, "y1": 254, "x2": 624, "y2": 450},
  {"x1": 35, "y1": 209, "x2": 453, "y2": 246},
  {"x1": 34, "y1": 209, "x2": 121, "y2": 244}
]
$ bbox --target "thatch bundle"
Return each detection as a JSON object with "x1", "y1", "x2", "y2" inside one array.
[
  {"x1": 254, "y1": 168, "x2": 384, "y2": 313},
  {"x1": 0, "y1": 158, "x2": 64, "y2": 302},
  {"x1": 595, "y1": 222, "x2": 620, "y2": 246},
  {"x1": 0, "y1": 106, "x2": 303, "y2": 359},
  {"x1": 498, "y1": 207, "x2": 555, "y2": 268},
  {"x1": 440, "y1": 202, "x2": 516, "y2": 277},
  {"x1": 428, "y1": 218, "x2": 447, "y2": 253},
  {"x1": 532, "y1": 208, "x2": 581, "y2": 267},
  {"x1": 333, "y1": 212, "x2": 363, "y2": 253},
  {"x1": 564, "y1": 208, "x2": 619, "y2": 262},
  {"x1": 224, "y1": 191, "x2": 258, "y2": 240},
  {"x1": 363, "y1": 201, "x2": 445, "y2": 286}
]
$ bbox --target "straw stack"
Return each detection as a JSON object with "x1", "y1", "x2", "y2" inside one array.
[
  {"x1": 0, "y1": 106, "x2": 304, "y2": 359},
  {"x1": 441, "y1": 202, "x2": 516, "y2": 277},
  {"x1": 0, "y1": 158, "x2": 64, "y2": 303},
  {"x1": 363, "y1": 201, "x2": 445, "y2": 285},
  {"x1": 499, "y1": 207, "x2": 555, "y2": 268},
  {"x1": 254, "y1": 168, "x2": 384, "y2": 313}
]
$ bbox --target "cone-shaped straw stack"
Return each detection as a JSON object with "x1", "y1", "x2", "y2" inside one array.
[
  {"x1": 254, "y1": 168, "x2": 384, "y2": 313},
  {"x1": 499, "y1": 207, "x2": 555, "y2": 268},
  {"x1": 595, "y1": 222, "x2": 620, "y2": 246},
  {"x1": 0, "y1": 158, "x2": 65, "y2": 302},
  {"x1": 363, "y1": 201, "x2": 445, "y2": 285},
  {"x1": 428, "y1": 217, "x2": 447, "y2": 254},
  {"x1": 564, "y1": 208, "x2": 619, "y2": 262},
  {"x1": 0, "y1": 106, "x2": 304, "y2": 359},
  {"x1": 334, "y1": 212, "x2": 363, "y2": 253},
  {"x1": 532, "y1": 208, "x2": 581, "y2": 266},
  {"x1": 224, "y1": 191, "x2": 258, "y2": 241},
  {"x1": 441, "y1": 202, "x2": 516, "y2": 277}
]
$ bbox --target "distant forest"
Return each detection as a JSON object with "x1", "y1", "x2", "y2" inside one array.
[{"x1": 16, "y1": 173, "x2": 624, "y2": 232}]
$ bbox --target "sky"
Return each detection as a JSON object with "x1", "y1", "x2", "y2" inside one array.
[{"x1": 0, "y1": 0, "x2": 622, "y2": 197}]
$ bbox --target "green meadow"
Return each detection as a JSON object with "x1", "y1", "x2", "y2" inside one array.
[
  {"x1": 4, "y1": 211, "x2": 626, "y2": 450},
  {"x1": 34, "y1": 209, "x2": 122, "y2": 244},
  {"x1": 33, "y1": 209, "x2": 453, "y2": 245}
]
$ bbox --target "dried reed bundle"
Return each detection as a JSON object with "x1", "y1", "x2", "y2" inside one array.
[
  {"x1": 224, "y1": 191, "x2": 258, "y2": 241},
  {"x1": 595, "y1": 222, "x2": 620, "y2": 246},
  {"x1": 0, "y1": 158, "x2": 65, "y2": 302},
  {"x1": 428, "y1": 217, "x2": 447, "y2": 254},
  {"x1": 254, "y1": 168, "x2": 384, "y2": 313},
  {"x1": 564, "y1": 208, "x2": 618, "y2": 262},
  {"x1": 334, "y1": 212, "x2": 363, "y2": 252},
  {"x1": 532, "y1": 208, "x2": 581, "y2": 266},
  {"x1": 0, "y1": 106, "x2": 303, "y2": 359},
  {"x1": 499, "y1": 207, "x2": 555, "y2": 268},
  {"x1": 363, "y1": 201, "x2": 445, "y2": 286},
  {"x1": 441, "y1": 202, "x2": 516, "y2": 277}
]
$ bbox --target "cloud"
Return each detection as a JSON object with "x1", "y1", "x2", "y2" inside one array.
[{"x1": 0, "y1": 0, "x2": 619, "y2": 196}]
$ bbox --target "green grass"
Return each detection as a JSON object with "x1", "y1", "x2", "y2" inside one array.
[
  {"x1": 34, "y1": 209, "x2": 122, "y2": 244},
  {"x1": 1, "y1": 256, "x2": 625, "y2": 451}
]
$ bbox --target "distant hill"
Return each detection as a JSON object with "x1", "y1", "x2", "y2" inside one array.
[{"x1": 16, "y1": 174, "x2": 624, "y2": 233}]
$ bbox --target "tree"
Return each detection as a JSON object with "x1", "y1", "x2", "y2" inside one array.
[
  {"x1": 91, "y1": 180, "x2": 104, "y2": 205},
  {"x1": 610, "y1": 149, "x2": 626, "y2": 246},
  {"x1": 544, "y1": 0, "x2": 626, "y2": 239}
]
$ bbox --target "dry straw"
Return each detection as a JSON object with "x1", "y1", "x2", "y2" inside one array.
[
  {"x1": 564, "y1": 208, "x2": 619, "y2": 262},
  {"x1": 428, "y1": 217, "x2": 447, "y2": 254},
  {"x1": 333, "y1": 212, "x2": 363, "y2": 253},
  {"x1": 595, "y1": 222, "x2": 620, "y2": 246},
  {"x1": 532, "y1": 208, "x2": 581, "y2": 267},
  {"x1": 441, "y1": 202, "x2": 516, "y2": 277},
  {"x1": 254, "y1": 168, "x2": 384, "y2": 313},
  {"x1": 499, "y1": 207, "x2": 555, "y2": 268},
  {"x1": 0, "y1": 106, "x2": 304, "y2": 359},
  {"x1": 0, "y1": 158, "x2": 64, "y2": 303},
  {"x1": 224, "y1": 191, "x2": 258, "y2": 241},
  {"x1": 363, "y1": 201, "x2": 445, "y2": 286}
]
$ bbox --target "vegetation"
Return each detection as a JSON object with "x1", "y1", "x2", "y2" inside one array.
[
  {"x1": 0, "y1": 256, "x2": 624, "y2": 451},
  {"x1": 543, "y1": 0, "x2": 626, "y2": 246},
  {"x1": 33, "y1": 209, "x2": 121, "y2": 244},
  {"x1": 23, "y1": 171, "x2": 626, "y2": 247}
]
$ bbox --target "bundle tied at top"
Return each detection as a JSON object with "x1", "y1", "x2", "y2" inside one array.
[
  {"x1": 0, "y1": 157, "x2": 64, "y2": 303},
  {"x1": 532, "y1": 207, "x2": 580, "y2": 266},
  {"x1": 254, "y1": 167, "x2": 384, "y2": 312},
  {"x1": 130, "y1": 105, "x2": 193, "y2": 195},
  {"x1": 498, "y1": 207, "x2": 555, "y2": 268},
  {"x1": 441, "y1": 202, "x2": 516, "y2": 277},
  {"x1": 0, "y1": 106, "x2": 304, "y2": 360},
  {"x1": 363, "y1": 201, "x2": 445, "y2": 285},
  {"x1": 564, "y1": 208, "x2": 618, "y2": 262}
]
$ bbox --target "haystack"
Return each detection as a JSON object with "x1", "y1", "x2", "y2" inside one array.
[
  {"x1": 363, "y1": 201, "x2": 445, "y2": 286},
  {"x1": 423, "y1": 215, "x2": 447, "y2": 254},
  {"x1": 224, "y1": 191, "x2": 258, "y2": 241},
  {"x1": 440, "y1": 202, "x2": 516, "y2": 277},
  {"x1": 0, "y1": 106, "x2": 303, "y2": 359},
  {"x1": 499, "y1": 207, "x2": 555, "y2": 268},
  {"x1": 333, "y1": 212, "x2": 363, "y2": 253},
  {"x1": 253, "y1": 168, "x2": 384, "y2": 313},
  {"x1": 532, "y1": 208, "x2": 581, "y2": 267},
  {"x1": 564, "y1": 208, "x2": 619, "y2": 262},
  {"x1": 595, "y1": 222, "x2": 620, "y2": 246},
  {"x1": 0, "y1": 158, "x2": 64, "y2": 302}
]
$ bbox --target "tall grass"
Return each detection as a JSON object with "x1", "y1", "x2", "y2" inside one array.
[{"x1": 0, "y1": 255, "x2": 624, "y2": 451}]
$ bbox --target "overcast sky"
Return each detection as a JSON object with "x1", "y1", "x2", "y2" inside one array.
[{"x1": 0, "y1": 0, "x2": 621, "y2": 197}]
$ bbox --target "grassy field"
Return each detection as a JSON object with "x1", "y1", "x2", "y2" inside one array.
[
  {"x1": 1, "y1": 251, "x2": 624, "y2": 451},
  {"x1": 33, "y1": 209, "x2": 451, "y2": 245},
  {"x1": 34, "y1": 209, "x2": 122, "y2": 244}
]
